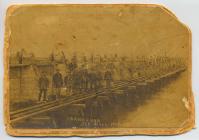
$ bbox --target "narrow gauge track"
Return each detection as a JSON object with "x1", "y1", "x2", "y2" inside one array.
[
  {"x1": 10, "y1": 79, "x2": 131, "y2": 117},
  {"x1": 10, "y1": 68, "x2": 185, "y2": 123},
  {"x1": 10, "y1": 80, "x2": 136, "y2": 123}
]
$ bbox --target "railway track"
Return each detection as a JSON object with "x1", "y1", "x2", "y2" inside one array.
[
  {"x1": 10, "y1": 79, "x2": 130, "y2": 116},
  {"x1": 10, "y1": 80, "x2": 135, "y2": 123},
  {"x1": 10, "y1": 68, "x2": 185, "y2": 123}
]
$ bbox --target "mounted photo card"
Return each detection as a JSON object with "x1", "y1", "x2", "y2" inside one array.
[{"x1": 4, "y1": 4, "x2": 194, "y2": 136}]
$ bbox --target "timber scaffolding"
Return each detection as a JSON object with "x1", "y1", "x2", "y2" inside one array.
[{"x1": 10, "y1": 67, "x2": 186, "y2": 128}]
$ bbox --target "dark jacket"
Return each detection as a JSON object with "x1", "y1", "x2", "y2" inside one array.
[
  {"x1": 104, "y1": 71, "x2": 112, "y2": 81},
  {"x1": 88, "y1": 72, "x2": 97, "y2": 82},
  {"x1": 53, "y1": 72, "x2": 63, "y2": 88},
  {"x1": 38, "y1": 76, "x2": 49, "y2": 90}
]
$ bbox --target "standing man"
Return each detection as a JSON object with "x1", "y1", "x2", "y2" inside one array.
[
  {"x1": 96, "y1": 70, "x2": 103, "y2": 89},
  {"x1": 64, "y1": 72, "x2": 73, "y2": 95},
  {"x1": 104, "y1": 69, "x2": 113, "y2": 89},
  {"x1": 82, "y1": 68, "x2": 89, "y2": 91},
  {"x1": 38, "y1": 71, "x2": 49, "y2": 102},
  {"x1": 53, "y1": 69, "x2": 63, "y2": 100},
  {"x1": 88, "y1": 69, "x2": 97, "y2": 91}
]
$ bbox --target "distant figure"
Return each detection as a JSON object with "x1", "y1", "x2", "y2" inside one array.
[
  {"x1": 64, "y1": 72, "x2": 73, "y2": 95},
  {"x1": 88, "y1": 71, "x2": 97, "y2": 91},
  {"x1": 72, "y1": 69, "x2": 81, "y2": 92},
  {"x1": 53, "y1": 69, "x2": 63, "y2": 99},
  {"x1": 38, "y1": 72, "x2": 49, "y2": 102},
  {"x1": 104, "y1": 70, "x2": 113, "y2": 89},
  {"x1": 82, "y1": 68, "x2": 89, "y2": 91},
  {"x1": 96, "y1": 70, "x2": 103, "y2": 89}
]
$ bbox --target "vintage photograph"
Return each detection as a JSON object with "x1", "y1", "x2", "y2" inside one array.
[{"x1": 4, "y1": 4, "x2": 194, "y2": 136}]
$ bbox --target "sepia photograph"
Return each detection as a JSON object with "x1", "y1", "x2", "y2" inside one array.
[{"x1": 4, "y1": 4, "x2": 194, "y2": 136}]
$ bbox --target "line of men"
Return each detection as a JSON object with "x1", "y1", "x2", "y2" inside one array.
[
  {"x1": 38, "y1": 68, "x2": 113, "y2": 102},
  {"x1": 37, "y1": 55, "x2": 185, "y2": 102},
  {"x1": 66, "y1": 68, "x2": 113, "y2": 92}
]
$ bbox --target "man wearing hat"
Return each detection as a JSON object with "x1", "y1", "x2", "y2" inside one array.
[
  {"x1": 53, "y1": 69, "x2": 63, "y2": 99},
  {"x1": 38, "y1": 71, "x2": 49, "y2": 102},
  {"x1": 104, "y1": 69, "x2": 113, "y2": 89},
  {"x1": 64, "y1": 71, "x2": 73, "y2": 95}
]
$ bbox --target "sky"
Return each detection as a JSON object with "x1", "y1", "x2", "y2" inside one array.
[{"x1": 8, "y1": 5, "x2": 189, "y2": 59}]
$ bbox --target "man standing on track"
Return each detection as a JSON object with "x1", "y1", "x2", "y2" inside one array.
[
  {"x1": 64, "y1": 72, "x2": 73, "y2": 95},
  {"x1": 53, "y1": 69, "x2": 63, "y2": 100},
  {"x1": 104, "y1": 69, "x2": 113, "y2": 89},
  {"x1": 38, "y1": 71, "x2": 49, "y2": 102}
]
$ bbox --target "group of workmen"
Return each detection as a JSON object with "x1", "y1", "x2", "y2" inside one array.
[
  {"x1": 37, "y1": 54, "x2": 185, "y2": 102},
  {"x1": 65, "y1": 68, "x2": 113, "y2": 92},
  {"x1": 38, "y1": 67, "x2": 113, "y2": 102}
]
